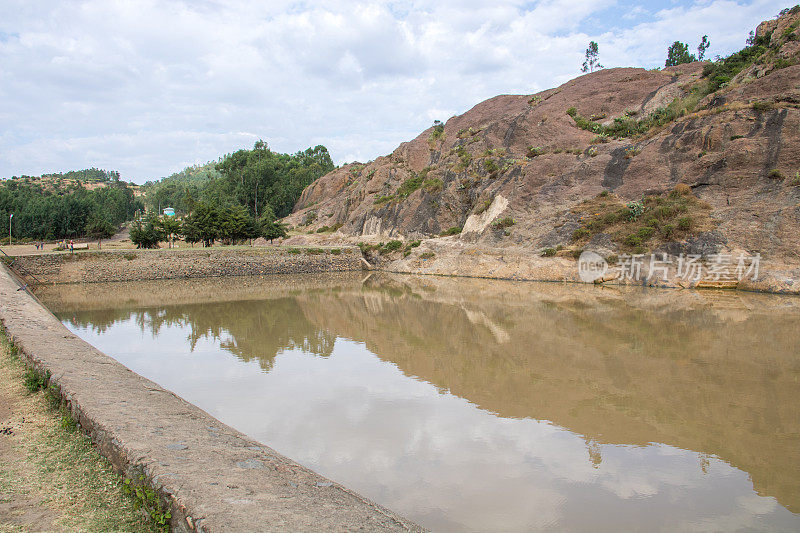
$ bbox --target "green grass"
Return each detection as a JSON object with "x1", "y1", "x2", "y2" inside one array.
[
  {"x1": 374, "y1": 194, "x2": 396, "y2": 205},
  {"x1": 439, "y1": 226, "x2": 462, "y2": 236},
  {"x1": 570, "y1": 185, "x2": 713, "y2": 252},
  {"x1": 397, "y1": 175, "x2": 425, "y2": 198}
]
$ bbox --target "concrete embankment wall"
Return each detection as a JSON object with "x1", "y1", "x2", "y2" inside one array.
[
  {"x1": 0, "y1": 264, "x2": 421, "y2": 532},
  {"x1": 5, "y1": 246, "x2": 364, "y2": 284}
]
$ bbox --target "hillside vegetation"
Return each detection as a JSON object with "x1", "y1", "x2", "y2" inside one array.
[
  {"x1": 0, "y1": 174, "x2": 141, "y2": 242},
  {"x1": 141, "y1": 142, "x2": 334, "y2": 219}
]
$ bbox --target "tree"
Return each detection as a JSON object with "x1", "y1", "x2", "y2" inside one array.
[
  {"x1": 182, "y1": 216, "x2": 201, "y2": 247},
  {"x1": 259, "y1": 206, "x2": 287, "y2": 243},
  {"x1": 218, "y1": 205, "x2": 257, "y2": 245},
  {"x1": 129, "y1": 212, "x2": 163, "y2": 249},
  {"x1": 665, "y1": 41, "x2": 696, "y2": 66},
  {"x1": 581, "y1": 41, "x2": 603, "y2": 73},
  {"x1": 85, "y1": 215, "x2": 115, "y2": 247},
  {"x1": 159, "y1": 215, "x2": 182, "y2": 248},
  {"x1": 697, "y1": 35, "x2": 710, "y2": 60},
  {"x1": 185, "y1": 201, "x2": 220, "y2": 247}
]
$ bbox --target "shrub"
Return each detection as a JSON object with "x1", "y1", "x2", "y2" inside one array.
[
  {"x1": 627, "y1": 201, "x2": 644, "y2": 220},
  {"x1": 566, "y1": 107, "x2": 578, "y2": 117},
  {"x1": 677, "y1": 216, "x2": 693, "y2": 230},
  {"x1": 624, "y1": 233, "x2": 643, "y2": 247},
  {"x1": 473, "y1": 197, "x2": 494, "y2": 215},
  {"x1": 590, "y1": 135, "x2": 610, "y2": 144},
  {"x1": 752, "y1": 100, "x2": 774, "y2": 112},
  {"x1": 730, "y1": 134, "x2": 745, "y2": 141},
  {"x1": 541, "y1": 248, "x2": 557, "y2": 257},
  {"x1": 653, "y1": 205, "x2": 675, "y2": 220},
  {"x1": 24, "y1": 367, "x2": 50, "y2": 393},
  {"x1": 702, "y1": 41, "x2": 768, "y2": 92},
  {"x1": 357, "y1": 242, "x2": 381, "y2": 254},
  {"x1": 397, "y1": 175, "x2": 425, "y2": 198},
  {"x1": 440, "y1": 226, "x2": 462, "y2": 236},
  {"x1": 624, "y1": 146, "x2": 640, "y2": 159},
  {"x1": 636, "y1": 226, "x2": 655, "y2": 240},
  {"x1": 452, "y1": 147, "x2": 472, "y2": 171},
  {"x1": 671, "y1": 183, "x2": 692, "y2": 196},
  {"x1": 483, "y1": 159, "x2": 499, "y2": 173},
  {"x1": 428, "y1": 121, "x2": 445, "y2": 143},
  {"x1": 598, "y1": 190, "x2": 610, "y2": 197},
  {"x1": 493, "y1": 217, "x2": 515, "y2": 229},
  {"x1": 571, "y1": 248, "x2": 584, "y2": 259},
  {"x1": 606, "y1": 254, "x2": 619, "y2": 265},
  {"x1": 791, "y1": 172, "x2": 800, "y2": 186},
  {"x1": 661, "y1": 224, "x2": 676, "y2": 238},
  {"x1": 303, "y1": 210, "x2": 317, "y2": 226},
  {"x1": 420, "y1": 251, "x2": 435, "y2": 259},
  {"x1": 572, "y1": 228, "x2": 590, "y2": 241},
  {"x1": 423, "y1": 178, "x2": 444, "y2": 194},
  {"x1": 767, "y1": 169, "x2": 785, "y2": 180},
  {"x1": 773, "y1": 57, "x2": 797, "y2": 69},
  {"x1": 382, "y1": 240, "x2": 403, "y2": 252},
  {"x1": 527, "y1": 146, "x2": 546, "y2": 158}
]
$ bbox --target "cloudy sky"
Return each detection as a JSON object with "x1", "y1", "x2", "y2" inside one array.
[{"x1": 0, "y1": 0, "x2": 789, "y2": 183}]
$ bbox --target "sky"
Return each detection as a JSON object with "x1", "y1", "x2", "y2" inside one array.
[{"x1": 0, "y1": 0, "x2": 790, "y2": 183}]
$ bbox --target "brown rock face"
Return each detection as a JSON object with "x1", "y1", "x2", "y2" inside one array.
[{"x1": 286, "y1": 10, "x2": 800, "y2": 264}]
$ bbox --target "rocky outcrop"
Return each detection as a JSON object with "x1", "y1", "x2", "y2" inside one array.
[{"x1": 284, "y1": 9, "x2": 800, "y2": 281}]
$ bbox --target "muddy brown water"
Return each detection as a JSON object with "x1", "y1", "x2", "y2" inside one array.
[{"x1": 36, "y1": 272, "x2": 800, "y2": 532}]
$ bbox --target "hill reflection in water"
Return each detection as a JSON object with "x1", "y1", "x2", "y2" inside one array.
[{"x1": 37, "y1": 272, "x2": 800, "y2": 532}]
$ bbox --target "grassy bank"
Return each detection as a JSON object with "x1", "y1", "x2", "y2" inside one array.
[{"x1": 0, "y1": 327, "x2": 162, "y2": 533}]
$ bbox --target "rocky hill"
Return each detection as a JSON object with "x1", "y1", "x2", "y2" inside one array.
[{"x1": 284, "y1": 8, "x2": 800, "y2": 293}]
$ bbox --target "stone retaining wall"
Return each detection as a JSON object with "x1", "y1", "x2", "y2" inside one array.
[
  {"x1": 5, "y1": 246, "x2": 363, "y2": 284},
  {"x1": 0, "y1": 264, "x2": 421, "y2": 532}
]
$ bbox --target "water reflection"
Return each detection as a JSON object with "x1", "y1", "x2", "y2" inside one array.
[{"x1": 37, "y1": 273, "x2": 800, "y2": 532}]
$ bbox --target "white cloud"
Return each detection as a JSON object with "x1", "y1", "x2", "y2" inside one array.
[{"x1": 0, "y1": 0, "x2": 790, "y2": 182}]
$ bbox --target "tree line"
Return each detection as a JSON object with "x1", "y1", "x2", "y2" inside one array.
[
  {"x1": 129, "y1": 202, "x2": 287, "y2": 248},
  {"x1": 0, "y1": 178, "x2": 142, "y2": 242}
]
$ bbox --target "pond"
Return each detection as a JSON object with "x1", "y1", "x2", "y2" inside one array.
[{"x1": 36, "y1": 273, "x2": 800, "y2": 532}]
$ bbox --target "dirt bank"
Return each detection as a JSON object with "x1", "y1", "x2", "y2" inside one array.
[{"x1": 0, "y1": 330, "x2": 159, "y2": 532}]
